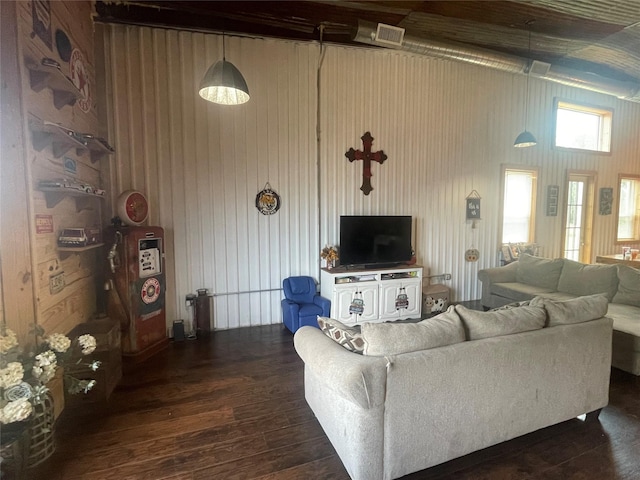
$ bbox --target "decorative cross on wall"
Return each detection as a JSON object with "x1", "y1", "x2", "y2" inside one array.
[{"x1": 345, "y1": 131, "x2": 387, "y2": 195}]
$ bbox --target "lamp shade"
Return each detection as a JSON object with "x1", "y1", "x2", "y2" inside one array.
[
  {"x1": 199, "y1": 59, "x2": 250, "y2": 105},
  {"x1": 514, "y1": 130, "x2": 537, "y2": 148}
]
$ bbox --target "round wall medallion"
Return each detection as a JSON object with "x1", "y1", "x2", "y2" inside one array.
[
  {"x1": 117, "y1": 190, "x2": 149, "y2": 226},
  {"x1": 55, "y1": 29, "x2": 72, "y2": 62},
  {"x1": 255, "y1": 183, "x2": 281, "y2": 215}
]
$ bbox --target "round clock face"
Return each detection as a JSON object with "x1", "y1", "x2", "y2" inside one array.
[{"x1": 117, "y1": 190, "x2": 149, "y2": 226}]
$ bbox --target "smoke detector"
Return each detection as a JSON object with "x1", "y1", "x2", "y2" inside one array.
[{"x1": 374, "y1": 23, "x2": 405, "y2": 47}]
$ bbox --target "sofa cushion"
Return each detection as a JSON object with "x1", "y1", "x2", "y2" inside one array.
[
  {"x1": 317, "y1": 317, "x2": 365, "y2": 354},
  {"x1": 612, "y1": 265, "x2": 640, "y2": 307},
  {"x1": 607, "y1": 303, "x2": 640, "y2": 338},
  {"x1": 491, "y1": 282, "x2": 555, "y2": 302},
  {"x1": 607, "y1": 303, "x2": 640, "y2": 374},
  {"x1": 530, "y1": 294, "x2": 609, "y2": 326},
  {"x1": 515, "y1": 254, "x2": 564, "y2": 290},
  {"x1": 360, "y1": 307, "x2": 465, "y2": 357},
  {"x1": 455, "y1": 304, "x2": 546, "y2": 340},
  {"x1": 557, "y1": 260, "x2": 618, "y2": 301}
]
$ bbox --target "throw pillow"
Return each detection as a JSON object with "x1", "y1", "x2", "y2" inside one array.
[
  {"x1": 360, "y1": 307, "x2": 465, "y2": 357},
  {"x1": 557, "y1": 259, "x2": 618, "y2": 301},
  {"x1": 455, "y1": 304, "x2": 546, "y2": 340},
  {"x1": 317, "y1": 317, "x2": 365, "y2": 354},
  {"x1": 529, "y1": 294, "x2": 609, "y2": 326},
  {"x1": 612, "y1": 265, "x2": 640, "y2": 307},
  {"x1": 515, "y1": 254, "x2": 564, "y2": 291},
  {"x1": 490, "y1": 300, "x2": 531, "y2": 311}
]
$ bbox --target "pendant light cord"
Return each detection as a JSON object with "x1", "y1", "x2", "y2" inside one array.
[
  {"x1": 222, "y1": 32, "x2": 226, "y2": 61},
  {"x1": 524, "y1": 20, "x2": 534, "y2": 131}
]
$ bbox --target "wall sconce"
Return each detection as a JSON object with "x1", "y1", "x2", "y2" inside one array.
[{"x1": 199, "y1": 33, "x2": 250, "y2": 105}]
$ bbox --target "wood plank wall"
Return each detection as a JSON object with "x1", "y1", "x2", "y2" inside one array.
[
  {"x1": 1, "y1": 0, "x2": 36, "y2": 343},
  {"x1": 3, "y1": 0, "x2": 103, "y2": 338},
  {"x1": 101, "y1": 25, "x2": 640, "y2": 330}
]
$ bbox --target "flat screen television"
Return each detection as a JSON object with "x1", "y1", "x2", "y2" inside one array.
[{"x1": 339, "y1": 215, "x2": 412, "y2": 268}]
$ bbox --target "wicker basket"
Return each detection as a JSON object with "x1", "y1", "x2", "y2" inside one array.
[{"x1": 25, "y1": 392, "x2": 56, "y2": 467}]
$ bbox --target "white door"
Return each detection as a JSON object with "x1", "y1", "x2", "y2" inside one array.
[{"x1": 563, "y1": 172, "x2": 595, "y2": 263}]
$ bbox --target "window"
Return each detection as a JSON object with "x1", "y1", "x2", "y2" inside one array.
[
  {"x1": 554, "y1": 100, "x2": 613, "y2": 153},
  {"x1": 617, "y1": 175, "x2": 640, "y2": 242},
  {"x1": 501, "y1": 167, "x2": 538, "y2": 243}
]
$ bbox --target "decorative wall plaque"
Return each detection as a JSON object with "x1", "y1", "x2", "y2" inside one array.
[{"x1": 255, "y1": 182, "x2": 281, "y2": 215}]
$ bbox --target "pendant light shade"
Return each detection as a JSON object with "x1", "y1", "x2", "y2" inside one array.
[
  {"x1": 199, "y1": 60, "x2": 250, "y2": 105},
  {"x1": 199, "y1": 33, "x2": 250, "y2": 105},
  {"x1": 514, "y1": 20, "x2": 536, "y2": 148},
  {"x1": 514, "y1": 130, "x2": 537, "y2": 148}
]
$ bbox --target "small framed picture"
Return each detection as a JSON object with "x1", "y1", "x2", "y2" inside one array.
[
  {"x1": 546, "y1": 185, "x2": 559, "y2": 216},
  {"x1": 599, "y1": 187, "x2": 613, "y2": 215}
]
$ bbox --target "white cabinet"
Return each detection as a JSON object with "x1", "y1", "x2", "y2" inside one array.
[{"x1": 321, "y1": 266, "x2": 422, "y2": 326}]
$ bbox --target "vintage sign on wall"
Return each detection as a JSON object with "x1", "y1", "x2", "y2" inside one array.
[
  {"x1": 32, "y1": 0, "x2": 52, "y2": 49},
  {"x1": 70, "y1": 48, "x2": 92, "y2": 113},
  {"x1": 35, "y1": 214, "x2": 54, "y2": 234}
]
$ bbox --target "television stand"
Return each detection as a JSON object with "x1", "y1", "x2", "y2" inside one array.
[{"x1": 320, "y1": 265, "x2": 423, "y2": 325}]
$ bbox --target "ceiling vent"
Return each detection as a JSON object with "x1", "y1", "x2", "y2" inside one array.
[
  {"x1": 374, "y1": 23, "x2": 405, "y2": 47},
  {"x1": 529, "y1": 60, "x2": 551, "y2": 77}
]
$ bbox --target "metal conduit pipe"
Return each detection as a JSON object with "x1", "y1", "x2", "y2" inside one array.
[{"x1": 353, "y1": 21, "x2": 640, "y2": 103}]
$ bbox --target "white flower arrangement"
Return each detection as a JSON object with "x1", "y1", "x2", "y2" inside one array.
[{"x1": 0, "y1": 324, "x2": 101, "y2": 425}]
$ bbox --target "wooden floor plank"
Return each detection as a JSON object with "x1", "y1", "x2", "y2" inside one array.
[{"x1": 4, "y1": 323, "x2": 637, "y2": 480}]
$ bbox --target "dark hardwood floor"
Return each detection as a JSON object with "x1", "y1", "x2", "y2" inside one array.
[{"x1": 13, "y1": 324, "x2": 640, "y2": 479}]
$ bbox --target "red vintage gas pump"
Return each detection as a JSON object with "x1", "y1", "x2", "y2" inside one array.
[{"x1": 105, "y1": 225, "x2": 169, "y2": 363}]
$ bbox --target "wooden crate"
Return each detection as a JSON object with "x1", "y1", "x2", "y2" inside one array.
[
  {"x1": 68, "y1": 316, "x2": 121, "y2": 352},
  {"x1": 65, "y1": 351, "x2": 122, "y2": 406},
  {"x1": 65, "y1": 317, "x2": 122, "y2": 407}
]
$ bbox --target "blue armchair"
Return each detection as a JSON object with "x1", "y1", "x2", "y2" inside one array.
[{"x1": 281, "y1": 276, "x2": 331, "y2": 333}]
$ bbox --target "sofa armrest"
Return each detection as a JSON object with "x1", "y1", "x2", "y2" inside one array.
[
  {"x1": 477, "y1": 261, "x2": 519, "y2": 307},
  {"x1": 294, "y1": 326, "x2": 388, "y2": 410}
]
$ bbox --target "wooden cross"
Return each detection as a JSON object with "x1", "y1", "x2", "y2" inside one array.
[{"x1": 345, "y1": 132, "x2": 387, "y2": 195}]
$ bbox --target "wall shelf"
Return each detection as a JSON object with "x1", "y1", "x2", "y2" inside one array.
[
  {"x1": 30, "y1": 120, "x2": 87, "y2": 158},
  {"x1": 25, "y1": 58, "x2": 81, "y2": 109},
  {"x1": 29, "y1": 118, "x2": 115, "y2": 162},
  {"x1": 82, "y1": 135, "x2": 116, "y2": 163},
  {"x1": 57, "y1": 243, "x2": 104, "y2": 259},
  {"x1": 40, "y1": 186, "x2": 106, "y2": 209}
]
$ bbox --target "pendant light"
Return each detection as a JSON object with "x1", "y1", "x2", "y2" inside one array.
[
  {"x1": 199, "y1": 33, "x2": 250, "y2": 105},
  {"x1": 514, "y1": 20, "x2": 537, "y2": 148}
]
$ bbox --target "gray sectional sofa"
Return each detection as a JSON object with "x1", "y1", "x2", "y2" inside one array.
[
  {"x1": 478, "y1": 254, "x2": 640, "y2": 375},
  {"x1": 294, "y1": 295, "x2": 612, "y2": 480}
]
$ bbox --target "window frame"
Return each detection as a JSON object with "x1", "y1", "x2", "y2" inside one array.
[
  {"x1": 499, "y1": 165, "x2": 539, "y2": 246},
  {"x1": 616, "y1": 173, "x2": 640, "y2": 244},
  {"x1": 552, "y1": 98, "x2": 613, "y2": 155}
]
